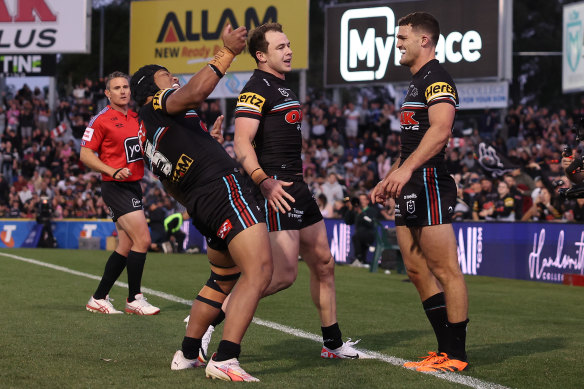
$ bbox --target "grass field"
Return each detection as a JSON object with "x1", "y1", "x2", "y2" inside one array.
[{"x1": 0, "y1": 248, "x2": 582, "y2": 388}]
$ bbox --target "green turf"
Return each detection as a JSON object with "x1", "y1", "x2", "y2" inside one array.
[{"x1": 0, "y1": 248, "x2": 582, "y2": 388}]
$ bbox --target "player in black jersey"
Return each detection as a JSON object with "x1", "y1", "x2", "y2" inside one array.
[
  {"x1": 130, "y1": 25, "x2": 271, "y2": 382},
  {"x1": 371, "y1": 12, "x2": 469, "y2": 372},
  {"x1": 232, "y1": 23, "x2": 365, "y2": 359}
]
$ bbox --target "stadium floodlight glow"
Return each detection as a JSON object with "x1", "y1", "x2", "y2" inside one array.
[{"x1": 340, "y1": 7, "x2": 395, "y2": 82}]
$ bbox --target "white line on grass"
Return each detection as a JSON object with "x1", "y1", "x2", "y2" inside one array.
[{"x1": 1, "y1": 252, "x2": 509, "y2": 389}]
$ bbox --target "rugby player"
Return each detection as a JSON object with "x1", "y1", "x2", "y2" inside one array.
[
  {"x1": 231, "y1": 22, "x2": 364, "y2": 359},
  {"x1": 130, "y1": 24, "x2": 272, "y2": 382},
  {"x1": 371, "y1": 12, "x2": 469, "y2": 372}
]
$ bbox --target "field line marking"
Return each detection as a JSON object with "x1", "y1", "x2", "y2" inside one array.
[{"x1": 1, "y1": 252, "x2": 509, "y2": 389}]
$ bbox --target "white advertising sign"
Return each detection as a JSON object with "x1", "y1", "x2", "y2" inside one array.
[
  {"x1": 0, "y1": 0, "x2": 91, "y2": 53},
  {"x1": 563, "y1": 1, "x2": 584, "y2": 93},
  {"x1": 178, "y1": 72, "x2": 253, "y2": 99},
  {"x1": 396, "y1": 81, "x2": 508, "y2": 110}
]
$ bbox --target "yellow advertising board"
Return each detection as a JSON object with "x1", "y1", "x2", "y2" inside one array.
[{"x1": 130, "y1": 0, "x2": 309, "y2": 74}]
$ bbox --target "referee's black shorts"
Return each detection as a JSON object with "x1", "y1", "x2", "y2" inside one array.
[
  {"x1": 182, "y1": 172, "x2": 265, "y2": 251},
  {"x1": 394, "y1": 167, "x2": 456, "y2": 227},
  {"x1": 101, "y1": 180, "x2": 144, "y2": 222},
  {"x1": 257, "y1": 174, "x2": 323, "y2": 232}
]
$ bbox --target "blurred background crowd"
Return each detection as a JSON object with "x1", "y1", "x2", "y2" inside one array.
[{"x1": 1, "y1": 78, "x2": 583, "y2": 227}]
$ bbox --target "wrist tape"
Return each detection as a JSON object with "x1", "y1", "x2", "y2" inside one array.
[{"x1": 208, "y1": 47, "x2": 235, "y2": 75}]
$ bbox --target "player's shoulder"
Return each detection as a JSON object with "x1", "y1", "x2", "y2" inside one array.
[
  {"x1": 151, "y1": 88, "x2": 176, "y2": 111},
  {"x1": 241, "y1": 71, "x2": 273, "y2": 95},
  {"x1": 422, "y1": 60, "x2": 455, "y2": 86},
  {"x1": 421, "y1": 60, "x2": 458, "y2": 104},
  {"x1": 236, "y1": 71, "x2": 274, "y2": 113}
]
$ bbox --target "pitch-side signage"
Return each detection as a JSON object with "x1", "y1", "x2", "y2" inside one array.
[
  {"x1": 0, "y1": 0, "x2": 91, "y2": 54},
  {"x1": 130, "y1": 0, "x2": 309, "y2": 74},
  {"x1": 325, "y1": 0, "x2": 503, "y2": 86}
]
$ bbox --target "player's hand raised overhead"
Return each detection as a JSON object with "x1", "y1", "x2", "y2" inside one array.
[{"x1": 222, "y1": 24, "x2": 247, "y2": 55}]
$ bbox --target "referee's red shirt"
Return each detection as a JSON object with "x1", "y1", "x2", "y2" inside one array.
[{"x1": 81, "y1": 105, "x2": 144, "y2": 182}]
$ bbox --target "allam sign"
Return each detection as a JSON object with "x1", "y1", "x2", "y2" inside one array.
[{"x1": 325, "y1": 0, "x2": 500, "y2": 86}]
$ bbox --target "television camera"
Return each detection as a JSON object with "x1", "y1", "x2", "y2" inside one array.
[{"x1": 36, "y1": 196, "x2": 56, "y2": 248}]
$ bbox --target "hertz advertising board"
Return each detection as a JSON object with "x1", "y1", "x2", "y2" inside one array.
[
  {"x1": 325, "y1": 0, "x2": 505, "y2": 86},
  {"x1": 130, "y1": 1, "x2": 309, "y2": 74}
]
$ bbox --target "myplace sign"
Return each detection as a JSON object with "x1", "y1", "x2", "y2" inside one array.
[{"x1": 325, "y1": 0, "x2": 503, "y2": 86}]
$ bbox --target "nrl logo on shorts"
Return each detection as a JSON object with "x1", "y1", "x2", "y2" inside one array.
[
  {"x1": 132, "y1": 198, "x2": 141, "y2": 208},
  {"x1": 217, "y1": 219, "x2": 233, "y2": 239},
  {"x1": 406, "y1": 200, "x2": 415, "y2": 214}
]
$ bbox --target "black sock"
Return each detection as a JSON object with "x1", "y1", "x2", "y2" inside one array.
[
  {"x1": 93, "y1": 251, "x2": 127, "y2": 300},
  {"x1": 447, "y1": 319, "x2": 469, "y2": 361},
  {"x1": 182, "y1": 336, "x2": 202, "y2": 360},
  {"x1": 422, "y1": 292, "x2": 448, "y2": 354},
  {"x1": 214, "y1": 340, "x2": 241, "y2": 361},
  {"x1": 322, "y1": 323, "x2": 343, "y2": 350},
  {"x1": 126, "y1": 250, "x2": 146, "y2": 301},
  {"x1": 211, "y1": 309, "x2": 225, "y2": 327}
]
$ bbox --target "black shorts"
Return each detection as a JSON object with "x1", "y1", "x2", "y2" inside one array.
[
  {"x1": 184, "y1": 173, "x2": 264, "y2": 251},
  {"x1": 258, "y1": 174, "x2": 323, "y2": 232},
  {"x1": 394, "y1": 167, "x2": 456, "y2": 227},
  {"x1": 101, "y1": 180, "x2": 144, "y2": 222}
]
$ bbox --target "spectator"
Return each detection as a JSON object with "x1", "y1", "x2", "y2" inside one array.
[
  {"x1": 472, "y1": 177, "x2": 497, "y2": 221},
  {"x1": 319, "y1": 172, "x2": 344, "y2": 207},
  {"x1": 521, "y1": 187, "x2": 561, "y2": 221},
  {"x1": 344, "y1": 101, "x2": 360, "y2": 139},
  {"x1": 481, "y1": 181, "x2": 516, "y2": 221}
]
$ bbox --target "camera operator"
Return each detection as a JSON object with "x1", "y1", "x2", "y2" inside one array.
[
  {"x1": 554, "y1": 116, "x2": 584, "y2": 221},
  {"x1": 557, "y1": 144, "x2": 584, "y2": 221},
  {"x1": 37, "y1": 196, "x2": 56, "y2": 247},
  {"x1": 343, "y1": 193, "x2": 389, "y2": 266}
]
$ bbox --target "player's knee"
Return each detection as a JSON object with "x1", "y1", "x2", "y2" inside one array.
[
  {"x1": 405, "y1": 265, "x2": 428, "y2": 286},
  {"x1": 132, "y1": 233, "x2": 151, "y2": 252},
  {"x1": 427, "y1": 258, "x2": 460, "y2": 281},
  {"x1": 264, "y1": 266, "x2": 296, "y2": 295},
  {"x1": 195, "y1": 270, "x2": 241, "y2": 308},
  {"x1": 308, "y1": 252, "x2": 335, "y2": 280},
  {"x1": 254, "y1": 256, "x2": 273, "y2": 288}
]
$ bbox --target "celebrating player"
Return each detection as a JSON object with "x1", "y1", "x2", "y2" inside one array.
[
  {"x1": 130, "y1": 24, "x2": 272, "y2": 382},
  {"x1": 371, "y1": 12, "x2": 469, "y2": 372},
  {"x1": 231, "y1": 22, "x2": 364, "y2": 359}
]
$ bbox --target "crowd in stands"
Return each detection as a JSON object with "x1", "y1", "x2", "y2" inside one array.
[{"x1": 0, "y1": 78, "x2": 583, "y2": 225}]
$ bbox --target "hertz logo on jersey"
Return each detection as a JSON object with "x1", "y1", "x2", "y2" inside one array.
[
  {"x1": 237, "y1": 92, "x2": 265, "y2": 113},
  {"x1": 425, "y1": 82, "x2": 457, "y2": 103},
  {"x1": 153, "y1": 88, "x2": 172, "y2": 111},
  {"x1": 171, "y1": 153, "x2": 194, "y2": 183}
]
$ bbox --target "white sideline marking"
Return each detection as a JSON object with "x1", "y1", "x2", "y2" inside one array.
[{"x1": 1, "y1": 252, "x2": 509, "y2": 389}]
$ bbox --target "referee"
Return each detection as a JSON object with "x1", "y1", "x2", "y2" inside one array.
[{"x1": 81, "y1": 71, "x2": 159, "y2": 316}]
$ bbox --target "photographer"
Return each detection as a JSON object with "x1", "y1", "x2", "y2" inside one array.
[
  {"x1": 521, "y1": 187, "x2": 561, "y2": 221},
  {"x1": 557, "y1": 145, "x2": 584, "y2": 221},
  {"x1": 343, "y1": 193, "x2": 384, "y2": 267}
]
